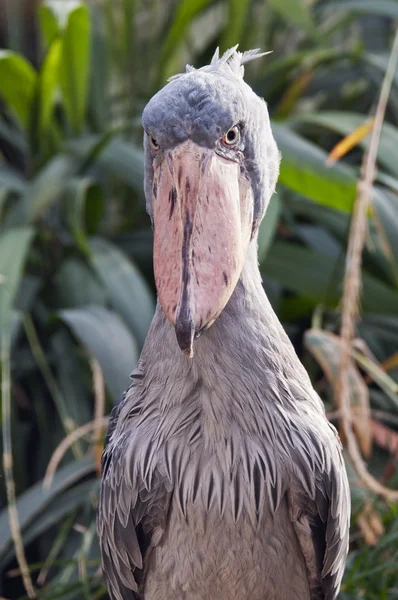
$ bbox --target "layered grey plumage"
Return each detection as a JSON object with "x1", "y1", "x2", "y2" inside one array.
[{"x1": 97, "y1": 47, "x2": 350, "y2": 600}]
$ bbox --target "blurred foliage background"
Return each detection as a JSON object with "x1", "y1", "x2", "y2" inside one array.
[{"x1": 1, "y1": 0, "x2": 398, "y2": 598}]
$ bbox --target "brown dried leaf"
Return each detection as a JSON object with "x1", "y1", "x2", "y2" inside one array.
[
  {"x1": 356, "y1": 499, "x2": 384, "y2": 546},
  {"x1": 326, "y1": 118, "x2": 375, "y2": 166},
  {"x1": 304, "y1": 328, "x2": 372, "y2": 457},
  {"x1": 371, "y1": 419, "x2": 398, "y2": 458}
]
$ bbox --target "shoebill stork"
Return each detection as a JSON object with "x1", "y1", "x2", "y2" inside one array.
[{"x1": 97, "y1": 47, "x2": 350, "y2": 600}]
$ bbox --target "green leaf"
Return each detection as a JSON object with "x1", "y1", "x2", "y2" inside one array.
[
  {"x1": 258, "y1": 192, "x2": 281, "y2": 263},
  {"x1": 285, "y1": 196, "x2": 350, "y2": 242},
  {"x1": 263, "y1": 241, "x2": 398, "y2": 315},
  {"x1": 364, "y1": 52, "x2": 398, "y2": 88},
  {"x1": 39, "y1": 3, "x2": 61, "y2": 47},
  {"x1": 38, "y1": 37, "x2": 63, "y2": 141},
  {"x1": 0, "y1": 50, "x2": 37, "y2": 129},
  {"x1": 159, "y1": 0, "x2": 212, "y2": 81},
  {"x1": 28, "y1": 155, "x2": 74, "y2": 222},
  {"x1": 377, "y1": 170, "x2": 398, "y2": 194},
  {"x1": 372, "y1": 187, "x2": 398, "y2": 267},
  {"x1": 0, "y1": 479, "x2": 97, "y2": 568},
  {"x1": 95, "y1": 137, "x2": 144, "y2": 194},
  {"x1": 64, "y1": 178, "x2": 104, "y2": 254},
  {"x1": 0, "y1": 457, "x2": 95, "y2": 557},
  {"x1": 54, "y1": 258, "x2": 107, "y2": 308},
  {"x1": 268, "y1": 0, "x2": 315, "y2": 33},
  {"x1": 327, "y1": 0, "x2": 398, "y2": 19},
  {"x1": 59, "y1": 305, "x2": 138, "y2": 399},
  {"x1": 51, "y1": 331, "x2": 93, "y2": 426},
  {"x1": 41, "y1": 0, "x2": 83, "y2": 29},
  {"x1": 6, "y1": 156, "x2": 74, "y2": 226},
  {"x1": 88, "y1": 7, "x2": 109, "y2": 130},
  {"x1": 89, "y1": 238, "x2": 155, "y2": 347},
  {"x1": 221, "y1": 0, "x2": 250, "y2": 50},
  {"x1": 0, "y1": 116, "x2": 28, "y2": 154},
  {"x1": 0, "y1": 165, "x2": 27, "y2": 194},
  {"x1": 59, "y1": 4, "x2": 91, "y2": 134},
  {"x1": 0, "y1": 227, "x2": 34, "y2": 337},
  {"x1": 70, "y1": 135, "x2": 145, "y2": 197},
  {"x1": 292, "y1": 111, "x2": 398, "y2": 177},
  {"x1": 273, "y1": 124, "x2": 356, "y2": 212}
]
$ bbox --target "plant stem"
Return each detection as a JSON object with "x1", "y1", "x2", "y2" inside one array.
[{"x1": 1, "y1": 332, "x2": 36, "y2": 599}]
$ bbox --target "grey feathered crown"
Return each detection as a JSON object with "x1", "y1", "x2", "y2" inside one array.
[{"x1": 168, "y1": 45, "x2": 271, "y2": 82}]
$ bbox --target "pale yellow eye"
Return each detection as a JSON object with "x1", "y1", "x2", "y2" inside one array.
[{"x1": 222, "y1": 125, "x2": 240, "y2": 147}]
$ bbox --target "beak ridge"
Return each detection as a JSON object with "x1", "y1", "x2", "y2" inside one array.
[{"x1": 152, "y1": 140, "x2": 253, "y2": 357}]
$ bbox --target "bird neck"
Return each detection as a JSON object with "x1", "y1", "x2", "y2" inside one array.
[{"x1": 140, "y1": 237, "x2": 311, "y2": 405}]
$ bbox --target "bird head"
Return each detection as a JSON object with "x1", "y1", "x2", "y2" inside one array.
[{"x1": 142, "y1": 46, "x2": 280, "y2": 357}]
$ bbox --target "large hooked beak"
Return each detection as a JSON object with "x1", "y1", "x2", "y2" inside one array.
[{"x1": 152, "y1": 140, "x2": 253, "y2": 357}]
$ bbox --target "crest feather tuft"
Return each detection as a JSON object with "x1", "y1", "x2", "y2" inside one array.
[{"x1": 168, "y1": 46, "x2": 271, "y2": 82}]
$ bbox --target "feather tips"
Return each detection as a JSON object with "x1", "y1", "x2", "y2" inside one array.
[{"x1": 168, "y1": 45, "x2": 271, "y2": 82}]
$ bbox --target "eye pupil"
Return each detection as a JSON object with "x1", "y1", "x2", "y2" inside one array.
[
  {"x1": 150, "y1": 136, "x2": 159, "y2": 150},
  {"x1": 222, "y1": 125, "x2": 240, "y2": 147}
]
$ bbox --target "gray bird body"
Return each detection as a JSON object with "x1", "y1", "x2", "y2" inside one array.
[{"x1": 97, "y1": 48, "x2": 350, "y2": 600}]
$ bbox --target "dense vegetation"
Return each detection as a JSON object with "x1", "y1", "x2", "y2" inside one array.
[{"x1": 1, "y1": 0, "x2": 398, "y2": 598}]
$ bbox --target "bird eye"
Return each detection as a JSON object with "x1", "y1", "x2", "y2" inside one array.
[
  {"x1": 149, "y1": 135, "x2": 160, "y2": 151},
  {"x1": 222, "y1": 125, "x2": 240, "y2": 147}
]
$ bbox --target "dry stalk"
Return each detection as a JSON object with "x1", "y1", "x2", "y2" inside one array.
[
  {"x1": 43, "y1": 416, "x2": 109, "y2": 490},
  {"x1": 337, "y1": 30, "x2": 398, "y2": 502},
  {"x1": 90, "y1": 357, "x2": 106, "y2": 474},
  {"x1": 1, "y1": 334, "x2": 37, "y2": 599}
]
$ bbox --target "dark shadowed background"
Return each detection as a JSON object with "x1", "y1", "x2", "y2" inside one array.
[{"x1": 0, "y1": 0, "x2": 398, "y2": 598}]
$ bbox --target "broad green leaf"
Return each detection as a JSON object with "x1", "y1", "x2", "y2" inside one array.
[
  {"x1": 0, "y1": 50, "x2": 37, "y2": 129},
  {"x1": 59, "y1": 5, "x2": 91, "y2": 134},
  {"x1": 54, "y1": 258, "x2": 107, "y2": 308},
  {"x1": 89, "y1": 238, "x2": 155, "y2": 347},
  {"x1": 364, "y1": 52, "x2": 398, "y2": 87},
  {"x1": 39, "y1": 37, "x2": 63, "y2": 141},
  {"x1": 295, "y1": 224, "x2": 342, "y2": 258},
  {"x1": 27, "y1": 155, "x2": 73, "y2": 222},
  {"x1": 269, "y1": 0, "x2": 315, "y2": 34},
  {"x1": 96, "y1": 137, "x2": 145, "y2": 194},
  {"x1": 263, "y1": 241, "x2": 398, "y2": 315},
  {"x1": 360, "y1": 314, "x2": 398, "y2": 347},
  {"x1": 273, "y1": 124, "x2": 356, "y2": 212},
  {"x1": 15, "y1": 275, "x2": 41, "y2": 314},
  {"x1": 0, "y1": 479, "x2": 98, "y2": 568},
  {"x1": 70, "y1": 135, "x2": 145, "y2": 197},
  {"x1": 0, "y1": 457, "x2": 94, "y2": 557},
  {"x1": 59, "y1": 305, "x2": 138, "y2": 399},
  {"x1": 159, "y1": 0, "x2": 212, "y2": 81},
  {"x1": 285, "y1": 196, "x2": 350, "y2": 242},
  {"x1": 258, "y1": 192, "x2": 281, "y2": 263},
  {"x1": 372, "y1": 187, "x2": 398, "y2": 266},
  {"x1": 377, "y1": 171, "x2": 398, "y2": 194},
  {"x1": 0, "y1": 165, "x2": 27, "y2": 194},
  {"x1": 221, "y1": 0, "x2": 250, "y2": 50},
  {"x1": 40, "y1": 0, "x2": 83, "y2": 33},
  {"x1": 64, "y1": 178, "x2": 104, "y2": 254},
  {"x1": 39, "y1": 3, "x2": 61, "y2": 47},
  {"x1": 327, "y1": 0, "x2": 398, "y2": 19},
  {"x1": 88, "y1": 7, "x2": 109, "y2": 130},
  {"x1": 51, "y1": 331, "x2": 93, "y2": 426},
  {"x1": 0, "y1": 227, "x2": 34, "y2": 337},
  {"x1": 6, "y1": 156, "x2": 74, "y2": 226},
  {"x1": 292, "y1": 112, "x2": 398, "y2": 176},
  {"x1": 0, "y1": 116, "x2": 28, "y2": 154}
]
